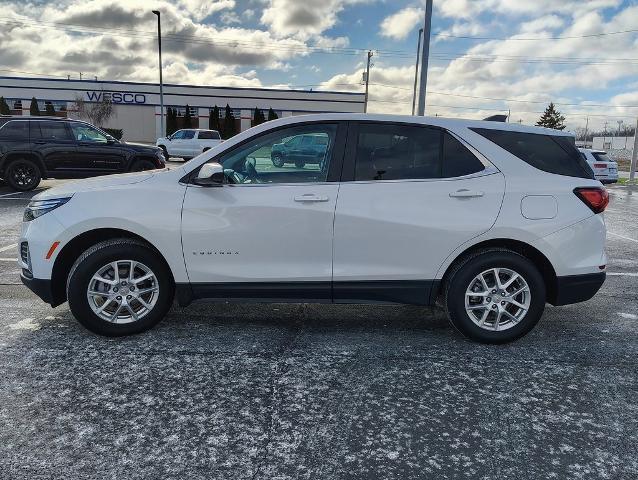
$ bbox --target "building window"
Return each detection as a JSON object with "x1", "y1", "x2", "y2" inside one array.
[{"x1": 173, "y1": 106, "x2": 198, "y2": 117}]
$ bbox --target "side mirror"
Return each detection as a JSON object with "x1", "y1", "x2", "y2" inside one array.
[
  {"x1": 193, "y1": 162, "x2": 224, "y2": 187},
  {"x1": 106, "y1": 135, "x2": 116, "y2": 144}
]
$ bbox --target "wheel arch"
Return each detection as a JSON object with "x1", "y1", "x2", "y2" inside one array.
[
  {"x1": 126, "y1": 155, "x2": 159, "y2": 172},
  {"x1": 1, "y1": 152, "x2": 47, "y2": 178},
  {"x1": 436, "y1": 238, "x2": 558, "y2": 305},
  {"x1": 50, "y1": 228, "x2": 174, "y2": 307}
]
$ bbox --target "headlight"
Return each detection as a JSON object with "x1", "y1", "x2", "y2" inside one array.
[{"x1": 23, "y1": 197, "x2": 72, "y2": 222}]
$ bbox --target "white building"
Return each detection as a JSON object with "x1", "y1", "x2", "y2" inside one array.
[{"x1": 0, "y1": 76, "x2": 365, "y2": 143}]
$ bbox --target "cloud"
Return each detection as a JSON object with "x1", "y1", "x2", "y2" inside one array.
[
  {"x1": 260, "y1": 0, "x2": 368, "y2": 39},
  {"x1": 380, "y1": 7, "x2": 423, "y2": 40}
]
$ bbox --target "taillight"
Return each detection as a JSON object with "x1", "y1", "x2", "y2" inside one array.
[
  {"x1": 593, "y1": 163, "x2": 606, "y2": 169},
  {"x1": 574, "y1": 187, "x2": 609, "y2": 214}
]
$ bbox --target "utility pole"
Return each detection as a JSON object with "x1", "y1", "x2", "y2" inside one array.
[
  {"x1": 584, "y1": 116, "x2": 589, "y2": 147},
  {"x1": 79, "y1": 72, "x2": 82, "y2": 80},
  {"x1": 152, "y1": 10, "x2": 165, "y2": 137},
  {"x1": 603, "y1": 121, "x2": 608, "y2": 147},
  {"x1": 630, "y1": 118, "x2": 638, "y2": 183},
  {"x1": 412, "y1": 28, "x2": 424, "y2": 115},
  {"x1": 507, "y1": 109, "x2": 511, "y2": 122},
  {"x1": 416, "y1": 0, "x2": 433, "y2": 116},
  {"x1": 363, "y1": 50, "x2": 373, "y2": 113}
]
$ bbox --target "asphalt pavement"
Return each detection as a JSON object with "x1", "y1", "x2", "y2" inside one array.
[{"x1": 0, "y1": 173, "x2": 637, "y2": 479}]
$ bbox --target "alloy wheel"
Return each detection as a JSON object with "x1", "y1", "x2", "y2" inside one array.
[
  {"x1": 11, "y1": 162, "x2": 37, "y2": 189},
  {"x1": 464, "y1": 267, "x2": 531, "y2": 331},
  {"x1": 87, "y1": 260, "x2": 159, "y2": 324}
]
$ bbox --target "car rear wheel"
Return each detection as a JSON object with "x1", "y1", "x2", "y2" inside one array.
[
  {"x1": 130, "y1": 159, "x2": 156, "y2": 172},
  {"x1": 67, "y1": 239, "x2": 174, "y2": 336},
  {"x1": 444, "y1": 249, "x2": 546, "y2": 344},
  {"x1": 272, "y1": 154, "x2": 285, "y2": 167},
  {"x1": 6, "y1": 158, "x2": 41, "y2": 191}
]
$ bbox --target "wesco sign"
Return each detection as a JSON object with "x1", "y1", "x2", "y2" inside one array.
[{"x1": 86, "y1": 91, "x2": 146, "y2": 104}]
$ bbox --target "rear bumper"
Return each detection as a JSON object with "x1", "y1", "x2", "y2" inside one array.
[
  {"x1": 21, "y1": 273, "x2": 56, "y2": 306},
  {"x1": 550, "y1": 272, "x2": 606, "y2": 306}
]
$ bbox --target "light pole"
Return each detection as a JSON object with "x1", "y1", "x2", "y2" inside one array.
[
  {"x1": 152, "y1": 10, "x2": 165, "y2": 137},
  {"x1": 412, "y1": 28, "x2": 423, "y2": 115},
  {"x1": 416, "y1": 0, "x2": 433, "y2": 116}
]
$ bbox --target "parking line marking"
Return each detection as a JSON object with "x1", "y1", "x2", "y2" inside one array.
[
  {"x1": 607, "y1": 272, "x2": 638, "y2": 277},
  {"x1": 609, "y1": 232, "x2": 638, "y2": 243},
  {"x1": 0, "y1": 244, "x2": 17, "y2": 253},
  {"x1": 0, "y1": 257, "x2": 16, "y2": 262},
  {"x1": 0, "y1": 191, "x2": 23, "y2": 198}
]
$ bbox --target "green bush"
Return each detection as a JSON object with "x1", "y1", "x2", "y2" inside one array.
[{"x1": 103, "y1": 128, "x2": 123, "y2": 140}]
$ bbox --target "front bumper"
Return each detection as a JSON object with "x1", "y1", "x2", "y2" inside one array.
[
  {"x1": 550, "y1": 272, "x2": 606, "y2": 306},
  {"x1": 21, "y1": 273, "x2": 56, "y2": 306}
]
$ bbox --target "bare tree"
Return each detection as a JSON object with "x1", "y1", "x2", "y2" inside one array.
[{"x1": 74, "y1": 93, "x2": 115, "y2": 127}]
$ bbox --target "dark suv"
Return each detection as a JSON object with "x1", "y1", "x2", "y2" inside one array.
[
  {"x1": 0, "y1": 116, "x2": 165, "y2": 191},
  {"x1": 270, "y1": 133, "x2": 329, "y2": 168}
]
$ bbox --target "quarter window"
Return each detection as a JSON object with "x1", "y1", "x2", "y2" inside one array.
[
  {"x1": 0, "y1": 120, "x2": 28, "y2": 140},
  {"x1": 198, "y1": 130, "x2": 220, "y2": 140},
  {"x1": 211, "y1": 124, "x2": 338, "y2": 184},
  {"x1": 471, "y1": 128, "x2": 593, "y2": 179}
]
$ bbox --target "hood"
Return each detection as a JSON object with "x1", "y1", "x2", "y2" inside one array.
[
  {"x1": 33, "y1": 171, "x2": 155, "y2": 200},
  {"x1": 121, "y1": 141, "x2": 161, "y2": 152}
]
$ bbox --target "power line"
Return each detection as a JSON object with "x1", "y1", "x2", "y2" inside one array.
[{"x1": 434, "y1": 28, "x2": 638, "y2": 41}]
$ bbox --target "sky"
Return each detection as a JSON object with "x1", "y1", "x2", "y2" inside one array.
[{"x1": 2, "y1": 0, "x2": 638, "y2": 132}]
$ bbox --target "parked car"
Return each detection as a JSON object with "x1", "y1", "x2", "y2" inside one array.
[
  {"x1": 271, "y1": 133, "x2": 328, "y2": 168},
  {"x1": 156, "y1": 129, "x2": 222, "y2": 160},
  {"x1": 578, "y1": 148, "x2": 619, "y2": 184},
  {"x1": 20, "y1": 114, "x2": 607, "y2": 343},
  {"x1": 0, "y1": 116, "x2": 165, "y2": 191}
]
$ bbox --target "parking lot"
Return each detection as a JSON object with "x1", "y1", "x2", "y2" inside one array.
[{"x1": 0, "y1": 174, "x2": 637, "y2": 479}]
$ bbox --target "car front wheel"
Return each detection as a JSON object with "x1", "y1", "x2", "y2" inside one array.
[
  {"x1": 444, "y1": 249, "x2": 546, "y2": 344},
  {"x1": 67, "y1": 239, "x2": 174, "y2": 336}
]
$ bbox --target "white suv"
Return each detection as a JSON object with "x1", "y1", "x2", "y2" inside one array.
[
  {"x1": 19, "y1": 114, "x2": 608, "y2": 343},
  {"x1": 156, "y1": 128, "x2": 222, "y2": 160},
  {"x1": 578, "y1": 148, "x2": 619, "y2": 184}
]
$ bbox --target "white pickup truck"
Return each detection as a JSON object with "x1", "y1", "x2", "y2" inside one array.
[{"x1": 156, "y1": 129, "x2": 222, "y2": 160}]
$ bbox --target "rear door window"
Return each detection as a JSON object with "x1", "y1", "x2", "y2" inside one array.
[
  {"x1": 472, "y1": 128, "x2": 593, "y2": 179},
  {"x1": 183, "y1": 130, "x2": 196, "y2": 140},
  {"x1": 353, "y1": 123, "x2": 484, "y2": 181},
  {"x1": 198, "y1": 130, "x2": 220, "y2": 140},
  {"x1": 0, "y1": 120, "x2": 29, "y2": 140},
  {"x1": 31, "y1": 121, "x2": 73, "y2": 141}
]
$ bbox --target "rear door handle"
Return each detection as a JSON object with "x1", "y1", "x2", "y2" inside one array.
[
  {"x1": 449, "y1": 189, "x2": 484, "y2": 198},
  {"x1": 294, "y1": 194, "x2": 329, "y2": 202}
]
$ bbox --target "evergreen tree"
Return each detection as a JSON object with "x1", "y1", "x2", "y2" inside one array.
[
  {"x1": 267, "y1": 107, "x2": 278, "y2": 121},
  {"x1": 209, "y1": 105, "x2": 221, "y2": 132},
  {"x1": 536, "y1": 102, "x2": 566, "y2": 130},
  {"x1": 253, "y1": 107, "x2": 267, "y2": 127},
  {"x1": 166, "y1": 107, "x2": 178, "y2": 136},
  {"x1": 183, "y1": 104, "x2": 193, "y2": 129},
  {"x1": 0, "y1": 96, "x2": 10, "y2": 115},
  {"x1": 44, "y1": 102, "x2": 56, "y2": 115},
  {"x1": 29, "y1": 97, "x2": 40, "y2": 116},
  {"x1": 222, "y1": 104, "x2": 236, "y2": 139}
]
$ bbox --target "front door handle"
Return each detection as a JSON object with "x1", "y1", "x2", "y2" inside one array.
[
  {"x1": 449, "y1": 189, "x2": 484, "y2": 198},
  {"x1": 294, "y1": 194, "x2": 329, "y2": 202}
]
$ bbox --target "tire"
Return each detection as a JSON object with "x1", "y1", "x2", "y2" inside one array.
[
  {"x1": 5, "y1": 158, "x2": 41, "y2": 191},
  {"x1": 294, "y1": 160, "x2": 305, "y2": 168},
  {"x1": 159, "y1": 145, "x2": 169, "y2": 160},
  {"x1": 129, "y1": 159, "x2": 156, "y2": 172},
  {"x1": 67, "y1": 239, "x2": 174, "y2": 336},
  {"x1": 444, "y1": 249, "x2": 546, "y2": 344},
  {"x1": 272, "y1": 154, "x2": 285, "y2": 167}
]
